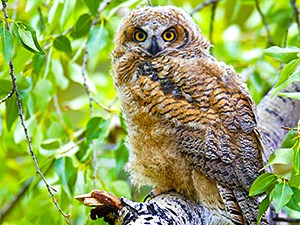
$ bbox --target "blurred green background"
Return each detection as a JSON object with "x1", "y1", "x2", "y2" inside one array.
[{"x1": 0, "y1": 0, "x2": 299, "y2": 224}]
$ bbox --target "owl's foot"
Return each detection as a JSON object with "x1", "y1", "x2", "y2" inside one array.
[
  {"x1": 144, "y1": 187, "x2": 175, "y2": 202},
  {"x1": 75, "y1": 190, "x2": 122, "y2": 221}
]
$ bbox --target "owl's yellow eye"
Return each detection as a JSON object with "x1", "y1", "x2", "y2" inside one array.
[
  {"x1": 133, "y1": 30, "x2": 147, "y2": 42},
  {"x1": 162, "y1": 29, "x2": 177, "y2": 42}
]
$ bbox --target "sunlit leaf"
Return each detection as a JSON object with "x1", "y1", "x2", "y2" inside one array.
[
  {"x1": 263, "y1": 148, "x2": 294, "y2": 169},
  {"x1": 0, "y1": 21, "x2": 14, "y2": 64},
  {"x1": 270, "y1": 71, "x2": 300, "y2": 96},
  {"x1": 51, "y1": 59, "x2": 69, "y2": 90},
  {"x1": 249, "y1": 173, "x2": 278, "y2": 196},
  {"x1": 87, "y1": 25, "x2": 109, "y2": 58},
  {"x1": 264, "y1": 46, "x2": 300, "y2": 64},
  {"x1": 294, "y1": 147, "x2": 300, "y2": 175},
  {"x1": 272, "y1": 58, "x2": 300, "y2": 94},
  {"x1": 60, "y1": 0, "x2": 75, "y2": 29},
  {"x1": 15, "y1": 23, "x2": 45, "y2": 54},
  {"x1": 32, "y1": 79, "x2": 54, "y2": 112},
  {"x1": 272, "y1": 183, "x2": 293, "y2": 213},
  {"x1": 278, "y1": 92, "x2": 300, "y2": 100}
]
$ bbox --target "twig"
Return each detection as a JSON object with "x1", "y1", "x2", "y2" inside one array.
[
  {"x1": 1, "y1": 1, "x2": 70, "y2": 224},
  {"x1": 80, "y1": 0, "x2": 111, "y2": 189},
  {"x1": 273, "y1": 217, "x2": 300, "y2": 223},
  {"x1": 209, "y1": 0, "x2": 218, "y2": 44},
  {"x1": 147, "y1": 0, "x2": 153, "y2": 7},
  {"x1": 81, "y1": 0, "x2": 111, "y2": 117},
  {"x1": 254, "y1": 0, "x2": 274, "y2": 45},
  {"x1": 0, "y1": 178, "x2": 33, "y2": 220},
  {"x1": 190, "y1": 0, "x2": 218, "y2": 16},
  {"x1": 0, "y1": 89, "x2": 14, "y2": 104}
]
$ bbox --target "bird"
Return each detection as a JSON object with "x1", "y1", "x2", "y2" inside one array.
[{"x1": 111, "y1": 5, "x2": 268, "y2": 225}]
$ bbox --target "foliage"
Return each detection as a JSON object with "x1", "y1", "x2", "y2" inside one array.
[{"x1": 0, "y1": 0, "x2": 299, "y2": 224}]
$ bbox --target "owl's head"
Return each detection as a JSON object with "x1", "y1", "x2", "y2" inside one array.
[{"x1": 113, "y1": 6, "x2": 210, "y2": 58}]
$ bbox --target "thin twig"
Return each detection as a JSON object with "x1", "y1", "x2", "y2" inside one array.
[
  {"x1": 273, "y1": 217, "x2": 300, "y2": 223},
  {"x1": 0, "y1": 89, "x2": 14, "y2": 104},
  {"x1": 147, "y1": 0, "x2": 153, "y2": 7},
  {"x1": 209, "y1": 0, "x2": 218, "y2": 44},
  {"x1": 254, "y1": 0, "x2": 274, "y2": 45},
  {"x1": 80, "y1": 0, "x2": 111, "y2": 189},
  {"x1": 1, "y1": 1, "x2": 70, "y2": 224},
  {"x1": 190, "y1": 0, "x2": 218, "y2": 16},
  {"x1": 0, "y1": 178, "x2": 33, "y2": 220}
]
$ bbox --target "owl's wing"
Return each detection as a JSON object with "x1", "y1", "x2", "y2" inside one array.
[{"x1": 134, "y1": 56, "x2": 264, "y2": 191}]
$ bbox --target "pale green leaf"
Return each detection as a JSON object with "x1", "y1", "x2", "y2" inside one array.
[
  {"x1": 278, "y1": 92, "x2": 300, "y2": 100},
  {"x1": 0, "y1": 21, "x2": 14, "y2": 64},
  {"x1": 263, "y1": 148, "x2": 294, "y2": 169},
  {"x1": 272, "y1": 183, "x2": 293, "y2": 213},
  {"x1": 264, "y1": 46, "x2": 300, "y2": 63},
  {"x1": 40, "y1": 138, "x2": 61, "y2": 150}
]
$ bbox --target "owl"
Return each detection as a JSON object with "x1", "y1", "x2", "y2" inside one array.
[{"x1": 111, "y1": 6, "x2": 268, "y2": 225}]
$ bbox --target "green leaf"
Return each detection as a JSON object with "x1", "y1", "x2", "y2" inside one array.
[
  {"x1": 273, "y1": 58, "x2": 300, "y2": 89},
  {"x1": 54, "y1": 157, "x2": 77, "y2": 197},
  {"x1": 70, "y1": 14, "x2": 93, "y2": 39},
  {"x1": 40, "y1": 138, "x2": 61, "y2": 150},
  {"x1": 282, "y1": 130, "x2": 298, "y2": 148},
  {"x1": 289, "y1": 171, "x2": 300, "y2": 188},
  {"x1": 5, "y1": 94, "x2": 18, "y2": 131},
  {"x1": 60, "y1": 0, "x2": 75, "y2": 29},
  {"x1": 293, "y1": 147, "x2": 300, "y2": 175},
  {"x1": 270, "y1": 71, "x2": 300, "y2": 96},
  {"x1": 32, "y1": 79, "x2": 54, "y2": 113},
  {"x1": 264, "y1": 46, "x2": 300, "y2": 64},
  {"x1": 272, "y1": 182, "x2": 293, "y2": 213},
  {"x1": 53, "y1": 35, "x2": 72, "y2": 53},
  {"x1": 249, "y1": 173, "x2": 278, "y2": 196},
  {"x1": 85, "y1": 117, "x2": 110, "y2": 144},
  {"x1": 263, "y1": 148, "x2": 294, "y2": 169},
  {"x1": 110, "y1": 180, "x2": 131, "y2": 198},
  {"x1": 258, "y1": 195, "x2": 270, "y2": 224},
  {"x1": 87, "y1": 25, "x2": 109, "y2": 58},
  {"x1": 278, "y1": 92, "x2": 300, "y2": 100},
  {"x1": 0, "y1": 21, "x2": 14, "y2": 64},
  {"x1": 51, "y1": 59, "x2": 69, "y2": 90},
  {"x1": 16, "y1": 23, "x2": 45, "y2": 54},
  {"x1": 84, "y1": 0, "x2": 100, "y2": 15},
  {"x1": 286, "y1": 187, "x2": 300, "y2": 212}
]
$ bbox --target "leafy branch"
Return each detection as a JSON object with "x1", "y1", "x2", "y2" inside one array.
[{"x1": 1, "y1": 0, "x2": 70, "y2": 224}]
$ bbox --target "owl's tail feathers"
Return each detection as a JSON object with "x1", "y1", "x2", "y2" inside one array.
[
  {"x1": 218, "y1": 185, "x2": 269, "y2": 225},
  {"x1": 218, "y1": 184, "x2": 245, "y2": 225}
]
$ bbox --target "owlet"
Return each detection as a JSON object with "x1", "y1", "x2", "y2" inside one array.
[{"x1": 111, "y1": 6, "x2": 268, "y2": 225}]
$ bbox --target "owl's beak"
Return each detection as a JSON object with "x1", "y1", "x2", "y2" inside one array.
[{"x1": 148, "y1": 36, "x2": 162, "y2": 56}]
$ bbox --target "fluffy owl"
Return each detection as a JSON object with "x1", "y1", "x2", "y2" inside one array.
[{"x1": 111, "y1": 6, "x2": 268, "y2": 225}]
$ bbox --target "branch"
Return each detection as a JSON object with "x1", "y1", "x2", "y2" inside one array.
[
  {"x1": 209, "y1": 0, "x2": 218, "y2": 44},
  {"x1": 81, "y1": 0, "x2": 111, "y2": 117},
  {"x1": 254, "y1": 0, "x2": 274, "y2": 46},
  {"x1": 1, "y1": 1, "x2": 70, "y2": 224},
  {"x1": 190, "y1": 0, "x2": 218, "y2": 16}
]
